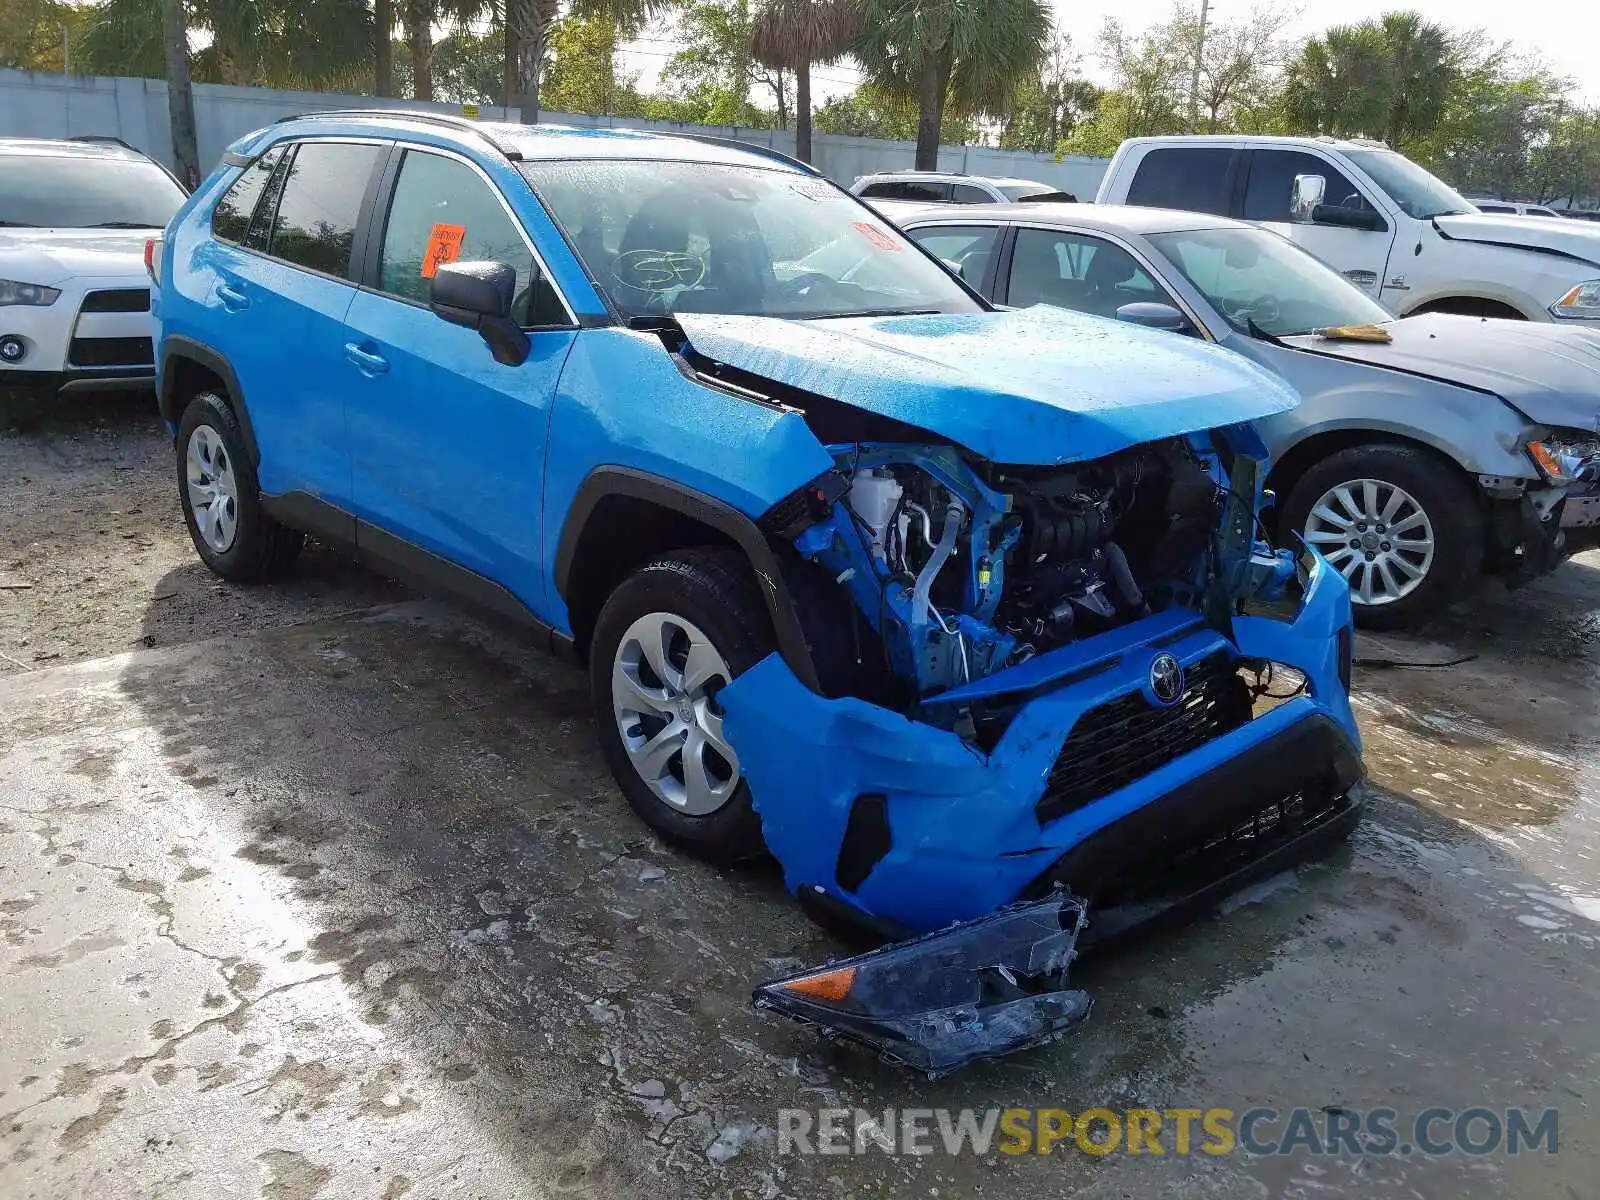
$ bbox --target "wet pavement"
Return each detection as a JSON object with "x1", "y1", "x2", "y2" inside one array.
[{"x1": 1, "y1": 553, "x2": 1598, "y2": 1198}]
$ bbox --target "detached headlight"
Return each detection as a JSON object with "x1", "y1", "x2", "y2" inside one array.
[
  {"x1": 1550, "y1": 280, "x2": 1600, "y2": 319},
  {"x1": 1527, "y1": 433, "x2": 1600, "y2": 482},
  {"x1": 0, "y1": 279, "x2": 61, "y2": 307}
]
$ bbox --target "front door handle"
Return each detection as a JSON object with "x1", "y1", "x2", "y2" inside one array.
[
  {"x1": 344, "y1": 343, "x2": 389, "y2": 376},
  {"x1": 216, "y1": 282, "x2": 248, "y2": 311}
]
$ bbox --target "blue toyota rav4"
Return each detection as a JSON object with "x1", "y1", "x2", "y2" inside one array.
[{"x1": 154, "y1": 111, "x2": 1364, "y2": 1072}]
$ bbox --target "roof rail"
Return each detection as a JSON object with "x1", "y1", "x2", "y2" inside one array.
[
  {"x1": 670, "y1": 132, "x2": 823, "y2": 176},
  {"x1": 273, "y1": 107, "x2": 524, "y2": 160},
  {"x1": 66, "y1": 134, "x2": 139, "y2": 152}
]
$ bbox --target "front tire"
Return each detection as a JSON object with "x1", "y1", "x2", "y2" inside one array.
[
  {"x1": 589, "y1": 547, "x2": 775, "y2": 863},
  {"x1": 1282, "y1": 443, "x2": 1482, "y2": 629},
  {"x1": 176, "y1": 391, "x2": 303, "y2": 582}
]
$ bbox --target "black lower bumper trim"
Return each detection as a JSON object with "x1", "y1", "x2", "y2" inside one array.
[{"x1": 1024, "y1": 713, "x2": 1364, "y2": 945}]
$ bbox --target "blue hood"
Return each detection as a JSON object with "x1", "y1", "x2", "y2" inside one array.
[{"x1": 674, "y1": 305, "x2": 1299, "y2": 465}]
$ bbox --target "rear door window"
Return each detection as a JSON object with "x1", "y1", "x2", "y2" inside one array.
[
  {"x1": 904, "y1": 225, "x2": 1001, "y2": 290},
  {"x1": 211, "y1": 144, "x2": 287, "y2": 244},
  {"x1": 1125, "y1": 147, "x2": 1235, "y2": 215},
  {"x1": 266, "y1": 141, "x2": 383, "y2": 278},
  {"x1": 862, "y1": 180, "x2": 950, "y2": 202},
  {"x1": 951, "y1": 183, "x2": 992, "y2": 204}
]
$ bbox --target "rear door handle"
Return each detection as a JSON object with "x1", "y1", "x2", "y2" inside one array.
[
  {"x1": 344, "y1": 343, "x2": 389, "y2": 376},
  {"x1": 216, "y1": 283, "x2": 248, "y2": 311}
]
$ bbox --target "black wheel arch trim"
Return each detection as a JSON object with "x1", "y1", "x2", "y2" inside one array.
[
  {"x1": 160, "y1": 335, "x2": 262, "y2": 466},
  {"x1": 554, "y1": 465, "x2": 824, "y2": 693}
]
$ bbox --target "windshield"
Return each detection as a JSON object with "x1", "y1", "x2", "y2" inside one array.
[
  {"x1": 1148, "y1": 226, "x2": 1392, "y2": 337},
  {"x1": 1342, "y1": 150, "x2": 1472, "y2": 220},
  {"x1": 521, "y1": 160, "x2": 981, "y2": 320},
  {"x1": 0, "y1": 154, "x2": 187, "y2": 228},
  {"x1": 999, "y1": 182, "x2": 1055, "y2": 200}
]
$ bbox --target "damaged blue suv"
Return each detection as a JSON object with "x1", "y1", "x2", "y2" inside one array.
[{"x1": 155, "y1": 112, "x2": 1363, "y2": 1073}]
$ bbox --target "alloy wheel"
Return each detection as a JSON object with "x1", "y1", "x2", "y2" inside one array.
[{"x1": 1303, "y1": 477, "x2": 1435, "y2": 606}]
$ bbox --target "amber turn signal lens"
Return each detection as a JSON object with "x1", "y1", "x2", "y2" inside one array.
[{"x1": 778, "y1": 966, "x2": 857, "y2": 1002}]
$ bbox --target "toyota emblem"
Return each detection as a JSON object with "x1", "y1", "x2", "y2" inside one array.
[{"x1": 1149, "y1": 652, "x2": 1184, "y2": 706}]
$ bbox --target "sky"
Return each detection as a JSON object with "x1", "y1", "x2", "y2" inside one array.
[{"x1": 621, "y1": 0, "x2": 1599, "y2": 110}]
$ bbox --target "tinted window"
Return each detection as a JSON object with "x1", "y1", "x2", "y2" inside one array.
[
  {"x1": 1243, "y1": 150, "x2": 1375, "y2": 222},
  {"x1": 905, "y1": 225, "x2": 1000, "y2": 289},
  {"x1": 1473, "y1": 201, "x2": 1515, "y2": 214},
  {"x1": 0, "y1": 153, "x2": 186, "y2": 228},
  {"x1": 1342, "y1": 149, "x2": 1472, "y2": 220},
  {"x1": 211, "y1": 145, "x2": 286, "y2": 243},
  {"x1": 525, "y1": 160, "x2": 980, "y2": 320},
  {"x1": 999, "y1": 183, "x2": 1056, "y2": 200},
  {"x1": 1125, "y1": 147, "x2": 1233, "y2": 215},
  {"x1": 266, "y1": 141, "x2": 381, "y2": 277},
  {"x1": 1527, "y1": 206, "x2": 1559, "y2": 218},
  {"x1": 1007, "y1": 227, "x2": 1168, "y2": 318},
  {"x1": 862, "y1": 180, "x2": 949, "y2": 202},
  {"x1": 379, "y1": 149, "x2": 565, "y2": 326},
  {"x1": 951, "y1": 183, "x2": 992, "y2": 203}
]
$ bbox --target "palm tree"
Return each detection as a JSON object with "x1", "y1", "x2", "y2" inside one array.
[
  {"x1": 374, "y1": 0, "x2": 395, "y2": 96},
  {"x1": 161, "y1": 0, "x2": 198, "y2": 187},
  {"x1": 751, "y1": 0, "x2": 861, "y2": 163},
  {"x1": 502, "y1": 0, "x2": 676, "y2": 123},
  {"x1": 856, "y1": 0, "x2": 1050, "y2": 169}
]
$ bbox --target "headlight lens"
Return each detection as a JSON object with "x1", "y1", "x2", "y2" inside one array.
[
  {"x1": 1527, "y1": 433, "x2": 1600, "y2": 481},
  {"x1": 0, "y1": 279, "x2": 61, "y2": 307},
  {"x1": 1550, "y1": 280, "x2": 1600, "y2": 319}
]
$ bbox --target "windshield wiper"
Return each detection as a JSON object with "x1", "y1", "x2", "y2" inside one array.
[
  {"x1": 1246, "y1": 317, "x2": 1283, "y2": 343},
  {"x1": 87, "y1": 221, "x2": 160, "y2": 229},
  {"x1": 809, "y1": 307, "x2": 941, "y2": 320}
]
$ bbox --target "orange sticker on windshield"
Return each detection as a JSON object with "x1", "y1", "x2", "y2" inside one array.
[
  {"x1": 853, "y1": 222, "x2": 903, "y2": 252},
  {"x1": 421, "y1": 223, "x2": 467, "y2": 277}
]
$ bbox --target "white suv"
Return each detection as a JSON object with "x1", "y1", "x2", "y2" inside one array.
[
  {"x1": 1095, "y1": 135, "x2": 1600, "y2": 325},
  {"x1": 0, "y1": 137, "x2": 188, "y2": 395},
  {"x1": 1466, "y1": 199, "x2": 1565, "y2": 218},
  {"x1": 851, "y1": 171, "x2": 1073, "y2": 205}
]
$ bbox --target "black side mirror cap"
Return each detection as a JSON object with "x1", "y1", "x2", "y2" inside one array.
[{"x1": 430, "y1": 260, "x2": 530, "y2": 367}]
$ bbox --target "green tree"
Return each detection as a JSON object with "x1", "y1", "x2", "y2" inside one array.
[
  {"x1": 503, "y1": 0, "x2": 675, "y2": 123},
  {"x1": 657, "y1": 1, "x2": 789, "y2": 128},
  {"x1": 751, "y1": 0, "x2": 860, "y2": 161},
  {"x1": 1283, "y1": 11, "x2": 1462, "y2": 149},
  {"x1": 996, "y1": 27, "x2": 1102, "y2": 154},
  {"x1": 0, "y1": 0, "x2": 99, "y2": 72},
  {"x1": 812, "y1": 79, "x2": 976, "y2": 142},
  {"x1": 856, "y1": 0, "x2": 1051, "y2": 167}
]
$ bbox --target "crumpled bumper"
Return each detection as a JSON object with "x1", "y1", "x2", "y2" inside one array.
[{"x1": 720, "y1": 554, "x2": 1361, "y2": 937}]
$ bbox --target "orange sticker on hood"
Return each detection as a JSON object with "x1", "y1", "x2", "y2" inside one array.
[{"x1": 422, "y1": 223, "x2": 467, "y2": 277}]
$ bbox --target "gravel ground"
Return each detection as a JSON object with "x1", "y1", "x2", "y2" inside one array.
[{"x1": 0, "y1": 395, "x2": 404, "y2": 675}]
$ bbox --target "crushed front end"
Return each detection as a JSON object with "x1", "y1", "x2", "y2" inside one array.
[{"x1": 720, "y1": 423, "x2": 1365, "y2": 942}]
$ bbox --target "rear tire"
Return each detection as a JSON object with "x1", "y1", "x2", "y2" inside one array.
[
  {"x1": 1281, "y1": 443, "x2": 1482, "y2": 630},
  {"x1": 176, "y1": 391, "x2": 303, "y2": 582},
  {"x1": 589, "y1": 547, "x2": 775, "y2": 864}
]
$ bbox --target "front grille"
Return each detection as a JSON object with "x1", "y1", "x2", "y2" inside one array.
[
  {"x1": 1036, "y1": 654, "x2": 1252, "y2": 824},
  {"x1": 67, "y1": 336, "x2": 154, "y2": 368},
  {"x1": 79, "y1": 288, "x2": 151, "y2": 313}
]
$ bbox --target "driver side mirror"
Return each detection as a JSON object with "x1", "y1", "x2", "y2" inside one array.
[
  {"x1": 1115, "y1": 302, "x2": 1195, "y2": 335},
  {"x1": 1290, "y1": 174, "x2": 1326, "y2": 223},
  {"x1": 430, "y1": 261, "x2": 530, "y2": 367}
]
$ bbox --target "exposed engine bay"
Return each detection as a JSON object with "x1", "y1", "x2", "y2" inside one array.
[{"x1": 789, "y1": 437, "x2": 1293, "y2": 711}]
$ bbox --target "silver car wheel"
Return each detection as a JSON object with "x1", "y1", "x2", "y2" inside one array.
[
  {"x1": 185, "y1": 424, "x2": 240, "y2": 554},
  {"x1": 1303, "y1": 477, "x2": 1435, "y2": 606},
  {"x1": 611, "y1": 611, "x2": 740, "y2": 816}
]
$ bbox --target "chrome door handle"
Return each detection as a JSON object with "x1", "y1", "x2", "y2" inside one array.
[{"x1": 344, "y1": 343, "x2": 389, "y2": 375}]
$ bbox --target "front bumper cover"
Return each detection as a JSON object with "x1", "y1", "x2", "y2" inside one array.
[{"x1": 720, "y1": 552, "x2": 1361, "y2": 937}]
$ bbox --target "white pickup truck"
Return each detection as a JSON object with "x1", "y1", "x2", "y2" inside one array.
[{"x1": 1094, "y1": 134, "x2": 1600, "y2": 325}]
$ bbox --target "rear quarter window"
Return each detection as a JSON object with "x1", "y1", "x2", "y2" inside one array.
[
  {"x1": 211, "y1": 145, "x2": 287, "y2": 244},
  {"x1": 1125, "y1": 147, "x2": 1235, "y2": 215}
]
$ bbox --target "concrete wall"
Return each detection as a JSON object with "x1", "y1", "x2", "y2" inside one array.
[{"x1": 0, "y1": 68, "x2": 1108, "y2": 197}]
